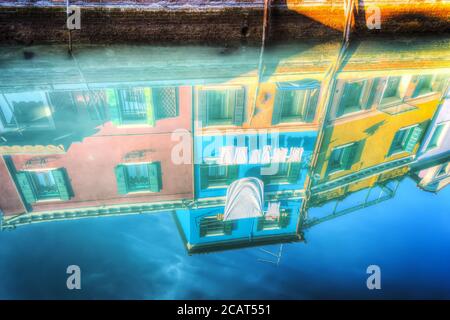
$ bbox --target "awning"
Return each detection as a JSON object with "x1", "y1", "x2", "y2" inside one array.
[{"x1": 223, "y1": 177, "x2": 264, "y2": 221}]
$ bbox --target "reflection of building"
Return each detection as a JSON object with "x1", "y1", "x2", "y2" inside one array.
[
  {"x1": 0, "y1": 90, "x2": 101, "y2": 153},
  {"x1": 174, "y1": 201, "x2": 301, "y2": 254},
  {"x1": 0, "y1": 85, "x2": 193, "y2": 227},
  {"x1": 311, "y1": 66, "x2": 448, "y2": 205},
  {"x1": 410, "y1": 87, "x2": 450, "y2": 193},
  {"x1": 0, "y1": 40, "x2": 449, "y2": 256},
  {"x1": 411, "y1": 160, "x2": 450, "y2": 193},
  {"x1": 188, "y1": 51, "x2": 330, "y2": 252}
]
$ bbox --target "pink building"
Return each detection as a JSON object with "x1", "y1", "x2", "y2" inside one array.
[{"x1": 0, "y1": 86, "x2": 193, "y2": 225}]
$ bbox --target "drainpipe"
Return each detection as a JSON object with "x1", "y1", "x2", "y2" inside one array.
[
  {"x1": 249, "y1": 0, "x2": 271, "y2": 125},
  {"x1": 67, "y1": 0, "x2": 73, "y2": 53}
]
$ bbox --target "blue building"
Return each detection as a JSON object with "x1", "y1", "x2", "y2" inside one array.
[
  {"x1": 194, "y1": 130, "x2": 318, "y2": 198},
  {"x1": 174, "y1": 199, "x2": 302, "y2": 253},
  {"x1": 173, "y1": 130, "x2": 318, "y2": 253}
]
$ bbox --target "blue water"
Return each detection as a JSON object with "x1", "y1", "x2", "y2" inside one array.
[{"x1": 1, "y1": 177, "x2": 449, "y2": 299}]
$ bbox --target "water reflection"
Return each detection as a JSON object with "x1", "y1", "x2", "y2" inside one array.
[{"x1": 0, "y1": 38, "x2": 449, "y2": 256}]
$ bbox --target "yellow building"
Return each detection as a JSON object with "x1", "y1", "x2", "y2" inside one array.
[
  {"x1": 313, "y1": 72, "x2": 447, "y2": 185},
  {"x1": 308, "y1": 39, "x2": 450, "y2": 203},
  {"x1": 193, "y1": 42, "x2": 342, "y2": 136}
]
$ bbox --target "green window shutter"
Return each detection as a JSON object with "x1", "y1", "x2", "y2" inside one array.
[
  {"x1": 372, "y1": 77, "x2": 387, "y2": 107},
  {"x1": 199, "y1": 220, "x2": 207, "y2": 237},
  {"x1": 305, "y1": 89, "x2": 319, "y2": 122},
  {"x1": 200, "y1": 165, "x2": 209, "y2": 190},
  {"x1": 154, "y1": 87, "x2": 179, "y2": 120},
  {"x1": 272, "y1": 91, "x2": 283, "y2": 125},
  {"x1": 106, "y1": 89, "x2": 121, "y2": 125},
  {"x1": 147, "y1": 162, "x2": 161, "y2": 192},
  {"x1": 405, "y1": 126, "x2": 423, "y2": 153},
  {"x1": 336, "y1": 92, "x2": 345, "y2": 117},
  {"x1": 288, "y1": 161, "x2": 302, "y2": 183},
  {"x1": 16, "y1": 172, "x2": 37, "y2": 205},
  {"x1": 365, "y1": 79, "x2": 378, "y2": 109},
  {"x1": 52, "y1": 169, "x2": 71, "y2": 201},
  {"x1": 233, "y1": 88, "x2": 246, "y2": 125},
  {"x1": 342, "y1": 145, "x2": 355, "y2": 170},
  {"x1": 431, "y1": 75, "x2": 446, "y2": 93},
  {"x1": 143, "y1": 88, "x2": 156, "y2": 126},
  {"x1": 198, "y1": 90, "x2": 208, "y2": 126},
  {"x1": 115, "y1": 165, "x2": 128, "y2": 194},
  {"x1": 257, "y1": 218, "x2": 264, "y2": 231},
  {"x1": 227, "y1": 165, "x2": 239, "y2": 184},
  {"x1": 224, "y1": 221, "x2": 234, "y2": 235},
  {"x1": 410, "y1": 76, "x2": 420, "y2": 98},
  {"x1": 279, "y1": 212, "x2": 291, "y2": 228},
  {"x1": 348, "y1": 140, "x2": 365, "y2": 168}
]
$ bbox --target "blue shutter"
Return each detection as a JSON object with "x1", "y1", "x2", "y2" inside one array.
[
  {"x1": 200, "y1": 165, "x2": 209, "y2": 190},
  {"x1": 227, "y1": 165, "x2": 239, "y2": 184},
  {"x1": 288, "y1": 162, "x2": 302, "y2": 183},
  {"x1": 224, "y1": 221, "x2": 234, "y2": 235},
  {"x1": 279, "y1": 212, "x2": 291, "y2": 228},
  {"x1": 52, "y1": 169, "x2": 71, "y2": 201},
  {"x1": 115, "y1": 165, "x2": 128, "y2": 194},
  {"x1": 16, "y1": 172, "x2": 37, "y2": 205}
]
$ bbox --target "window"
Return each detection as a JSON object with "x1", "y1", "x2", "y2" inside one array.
[
  {"x1": 411, "y1": 74, "x2": 447, "y2": 98},
  {"x1": 426, "y1": 123, "x2": 447, "y2": 150},
  {"x1": 74, "y1": 90, "x2": 108, "y2": 121},
  {"x1": 199, "y1": 215, "x2": 234, "y2": 237},
  {"x1": 380, "y1": 76, "x2": 403, "y2": 106},
  {"x1": 388, "y1": 125, "x2": 423, "y2": 156},
  {"x1": 118, "y1": 88, "x2": 148, "y2": 124},
  {"x1": 107, "y1": 88, "x2": 153, "y2": 126},
  {"x1": 108, "y1": 87, "x2": 179, "y2": 126},
  {"x1": 262, "y1": 162, "x2": 302, "y2": 184},
  {"x1": 412, "y1": 75, "x2": 433, "y2": 98},
  {"x1": 336, "y1": 80, "x2": 369, "y2": 117},
  {"x1": 257, "y1": 210, "x2": 290, "y2": 231},
  {"x1": 436, "y1": 165, "x2": 448, "y2": 178},
  {"x1": 198, "y1": 87, "x2": 246, "y2": 127},
  {"x1": 200, "y1": 164, "x2": 238, "y2": 189},
  {"x1": 125, "y1": 164, "x2": 152, "y2": 192},
  {"x1": 115, "y1": 162, "x2": 161, "y2": 194},
  {"x1": 272, "y1": 88, "x2": 318, "y2": 124},
  {"x1": 30, "y1": 171, "x2": 60, "y2": 200},
  {"x1": 207, "y1": 91, "x2": 233, "y2": 125},
  {"x1": 377, "y1": 75, "x2": 419, "y2": 114},
  {"x1": 327, "y1": 141, "x2": 364, "y2": 174},
  {"x1": 0, "y1": 92, "x2": 53, "y2": 130},
  {"x1": 16, "y1": 169, "x2": 71, "y2": 204}
]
